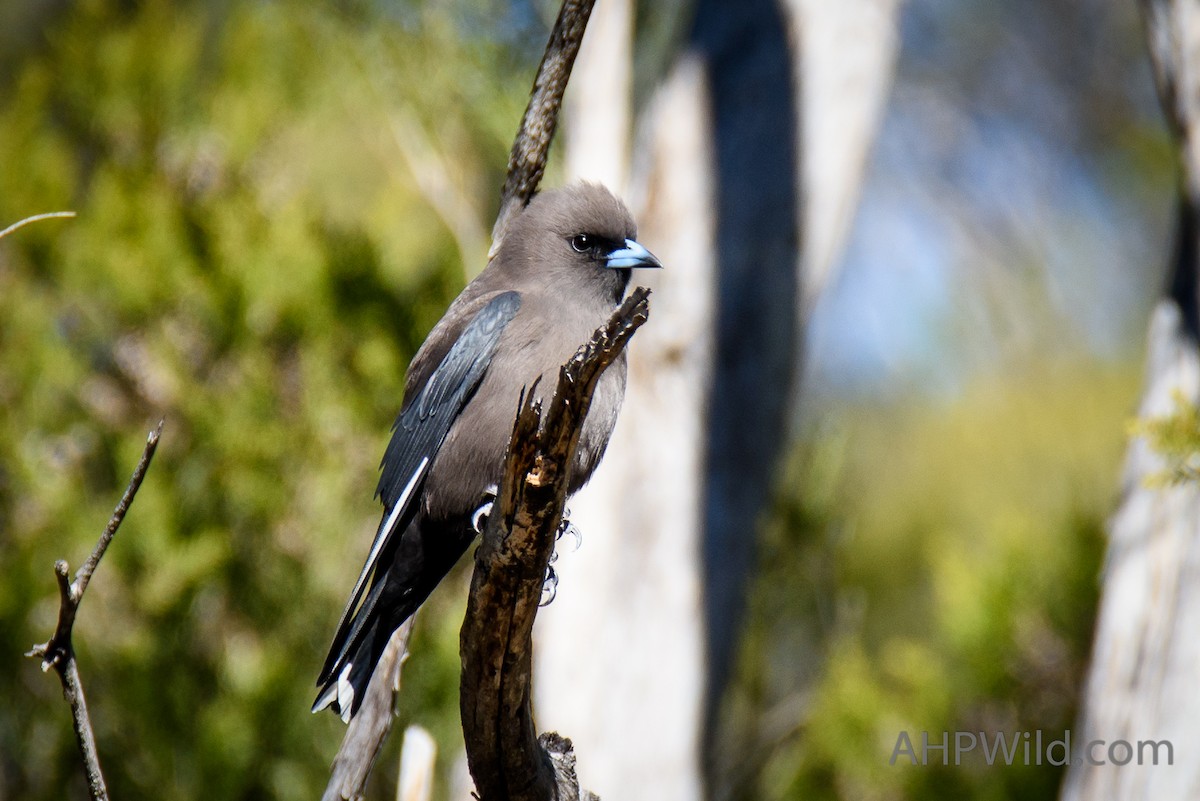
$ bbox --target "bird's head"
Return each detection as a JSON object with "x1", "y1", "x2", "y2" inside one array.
[{"x1": 499, "y1": 182, "x2": 662, "y2": 303}]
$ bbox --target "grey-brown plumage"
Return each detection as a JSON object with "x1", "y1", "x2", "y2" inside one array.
[{"x1": 314, "y1": 183, "x2": 662, "y2": 719}]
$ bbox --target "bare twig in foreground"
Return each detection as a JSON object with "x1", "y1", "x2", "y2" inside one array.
[
  {"x1": 460, "y1": 286, "x2": 651, "y2": 801},
  {"x1": 321, "y1": 619, "x2": 414, "y2": 801},
  {"x1": 0, "y1": 211, "x2": 76, "y2": 240},
  {"x1": 26, "y1": 420, "x2": 164, "y2": 801}
]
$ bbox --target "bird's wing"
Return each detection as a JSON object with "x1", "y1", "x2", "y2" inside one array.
[
  {"x1": 318, "y1": 290, "x2": 521, "y2": 683},
  {"x1": 377, "y1": 289, "x2": 521, "y2": 506}
]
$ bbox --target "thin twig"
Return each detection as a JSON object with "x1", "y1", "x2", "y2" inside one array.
[
  {"x1": 0, "y1": 211, "x2": 76, "y2": 240},
  {"x1": 459, "y1": 287, "x2": 651, "y2": 801},
  {"x1": 61, "y1": 658, "x2": 106, "y2": 800},
  {"x1": 490, "y1": 0, "x2": 597, "y2": 257},
  {"x1": 26, "y1": 420, "x2": 164, "y2": 801}
]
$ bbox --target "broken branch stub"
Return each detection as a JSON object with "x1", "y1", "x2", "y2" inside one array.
[{"x1": 460, "y1": 287, "x2": 650, "y2": 801}]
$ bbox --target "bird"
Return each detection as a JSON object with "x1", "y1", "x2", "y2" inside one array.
[{"x1": 314, "y1": 182, "x2": 662, "y2": 720}]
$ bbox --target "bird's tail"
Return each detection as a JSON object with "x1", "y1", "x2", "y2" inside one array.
[
  {"x1": 313, "y1": 519, "x2": 473, "y2": 721},
  {"x1": 312, "y1": 557, "x2": 432, "y2": 722},
  {"x1": 311, "y1": 603, "x2": 401, "y2": 722}
]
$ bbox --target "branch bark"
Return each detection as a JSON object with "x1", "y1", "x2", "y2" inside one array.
[
  {"x1": 26, "y1": 419, "x2": 164, "y2": 801},
  {"x1": 459, "y1": 287, "x2": 651, "y2": 801}
]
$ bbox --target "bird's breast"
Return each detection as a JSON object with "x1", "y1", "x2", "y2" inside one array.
[{"x1": 421, "y1": 300, "x2": 628, "y2": 525}]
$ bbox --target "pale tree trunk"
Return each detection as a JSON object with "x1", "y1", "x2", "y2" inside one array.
[
  {"x1": 562, "y1": 0, "x2": 631, "y2": 195},
  {"x1": 535, "y1": 2, "x2": 900, "y2": 799},
  {"x1": 796, "y1": 0, "x2": 904, "y2": 308},
  {"x1": 1061, "y1": 218, "x2": 1200, "y2": 801},
  {"x1": 1061, "y1": 3, "x2": 1200, "y2": 799}
]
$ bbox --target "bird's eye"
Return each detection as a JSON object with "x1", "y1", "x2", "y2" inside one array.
[{"x1": 570, "y1": 234, "x2": 593, "y2": 253}]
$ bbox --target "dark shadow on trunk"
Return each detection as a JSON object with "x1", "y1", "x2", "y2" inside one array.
[
  {"x1": 1168, "y1": 191, "x2": 1200, "y2": 343},
  {"x1": 691, "y1": 0, "x2": 802, "y2": 770}
]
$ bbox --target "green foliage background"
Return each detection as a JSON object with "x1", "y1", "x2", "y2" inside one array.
[
  {"x1": 1, "y1": 1, "x2": 536, "y2": 798},
  {"x1": 724, "y1": 362, "x2": 1134, "y2": 801},
  {"x1": 0, "y1": 1, "x2": 1156, "y2": 800}
]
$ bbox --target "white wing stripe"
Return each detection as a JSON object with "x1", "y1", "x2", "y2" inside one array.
[{"x1": 348, "y1": 456, "x2": 430, "y2": 609}]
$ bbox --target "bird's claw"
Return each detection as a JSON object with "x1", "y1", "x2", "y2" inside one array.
[
  {"x1": 555, "y1": 506, "x2": 582, "y2": 552},
  {"x1": 471, "y1": 502, "x2": 493, "y2": 534},
  {"x1": 540, "y1": 565, "x2": 559, "y2": 607},
  {"x1": 472, "y1": 484, "x2": 499, "y2": 534},
  {"x1": 539, "y1": 508, "x2": 582, "y2": 607}
]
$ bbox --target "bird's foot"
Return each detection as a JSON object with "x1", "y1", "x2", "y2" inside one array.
[
  {"x1": 471, "y1": 484, "x2": 499, "y2": 534},
  {"x1": 539, "y1": 508, "x2": 583, "y2": 607},
  {"x1": 474, "y1": 495, "x2": 577, "y2": 604}
]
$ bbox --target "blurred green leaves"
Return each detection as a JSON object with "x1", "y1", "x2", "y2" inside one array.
[
  {"x1": 1131, "y1": 389, "x2": 1200, "y2": 485},
  {"x1": 728, "y1": 363, "x2": 1132, "y2": 801},
  {"x1": 0, "y1": 1, "x2": 535, "y2": 798}
]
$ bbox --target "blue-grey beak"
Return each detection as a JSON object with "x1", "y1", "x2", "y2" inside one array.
[{"x1": 605, "y1": 238, "x2": 663, "y2": 270}]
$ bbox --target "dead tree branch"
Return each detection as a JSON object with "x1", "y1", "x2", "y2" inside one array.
[
  {"x1": 26, "y1": 420, "x2": 164, "y2": 801},
  {"x1": 490, "y1": 0, "x2": 597, "y2": 257},
  {"x1": 459, "y1": 286, "x2": 651, "y2": 801}
]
